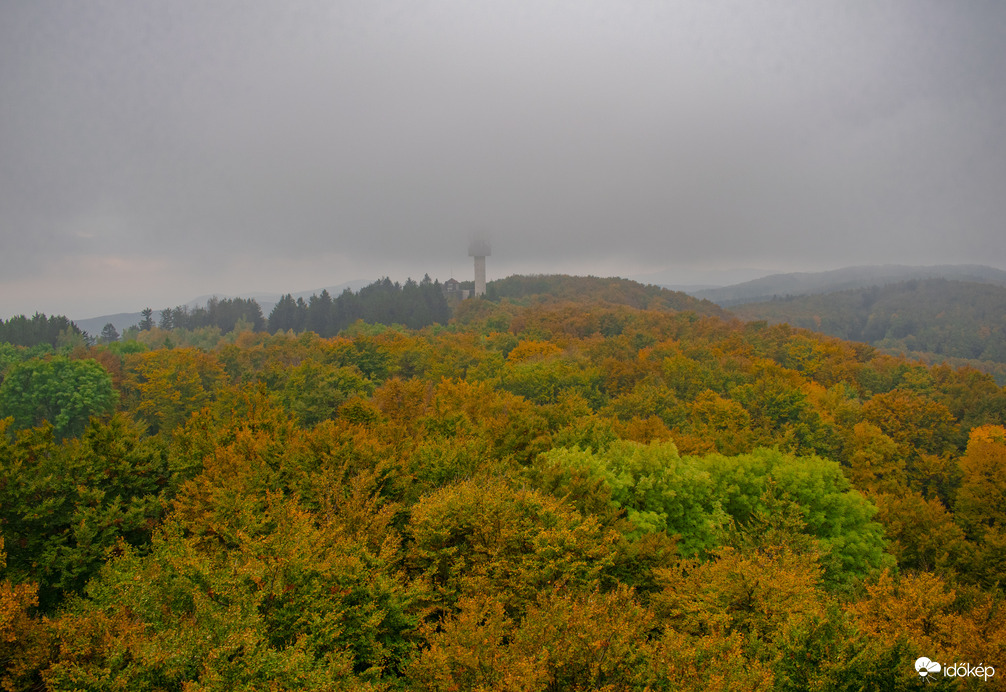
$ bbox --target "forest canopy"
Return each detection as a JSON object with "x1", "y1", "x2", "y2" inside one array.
[{"x1": 2, "y1": 274, "x2": 1006, "y2": 690}]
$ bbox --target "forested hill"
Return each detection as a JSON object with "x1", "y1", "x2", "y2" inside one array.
[
  {"x1": 732, "y1": 278, "x2": 1006, "y2": 382},
  {"x1": 49, "y1": 275, "x2": 722, "y2": 347},
  {"x1": 5, "y1": 286, "x2": 1006, "y2": 687},
  {"x1": 692, "y1": 263, "x2": 1006, "y2": 307},
  {"x1": 487, "y1": 274, "x2": 729, "y2": 318}
]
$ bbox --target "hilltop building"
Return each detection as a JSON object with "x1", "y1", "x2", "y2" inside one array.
[
  {"x1": 442, "y1": 239, "x2": 491, "y2": 301},
  {"x1": 443, "y1": 278, "x2": 470, "y2": 299}
]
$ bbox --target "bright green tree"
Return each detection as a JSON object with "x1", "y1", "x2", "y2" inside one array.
[
  {"x1": 535, "y1": 441, "x2": 728, "y2": 554},
  {"x1": 699, "y1": 448, "x2": 891, "y2": 586},
  {"x1": 0, "y1": 415, "x2": 169, "y2": 611},
  {"x1": 0, "y1": 356, "x2": 116, "y2": 440}
]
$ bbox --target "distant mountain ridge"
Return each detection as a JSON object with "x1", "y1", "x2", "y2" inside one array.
[
  {"x1": 631, "y1": 266, "x2": 776, "y2": 289},
  {"x1": 687, "y1": 264, "x2": 1006, "y2": 307}
]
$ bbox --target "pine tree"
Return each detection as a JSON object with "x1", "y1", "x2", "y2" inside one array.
[{"x1": 99, "y1": 323, "x2": 120, "y2": 344}]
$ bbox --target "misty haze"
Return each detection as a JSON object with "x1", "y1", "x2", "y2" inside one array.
[
  {"x1": 2, "y1": 1, "x2": 1005, "y2": 318},
  {"x1": 3, "y1": 3, "x2": 1006, "y2": 689}
]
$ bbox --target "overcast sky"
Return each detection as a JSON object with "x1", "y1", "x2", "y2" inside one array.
[{"x1": 2, "y1": 1, "x2": 1004, "y2": 318}]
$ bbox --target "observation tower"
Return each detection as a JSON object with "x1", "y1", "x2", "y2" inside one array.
[{"x1": 468, "y1": 238, "x2": 491, "y2": 297}]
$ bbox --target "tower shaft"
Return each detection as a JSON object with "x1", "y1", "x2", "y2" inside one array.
[{"x1": 473, "y1": 255, "x2": 486, "y2": 296}]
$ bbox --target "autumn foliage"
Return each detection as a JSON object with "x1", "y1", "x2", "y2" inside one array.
[{"x1": 3, "y1": 283, "x2": 1006, "y2": 690}]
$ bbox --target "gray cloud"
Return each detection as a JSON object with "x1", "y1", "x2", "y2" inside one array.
[{"x1": 2, "y1": 0, "x2": 1004, "y2": 316}]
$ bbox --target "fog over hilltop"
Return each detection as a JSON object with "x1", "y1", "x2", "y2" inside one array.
[{"x1": 2, "y1": 1, "x2": 1005, "y2": 317}]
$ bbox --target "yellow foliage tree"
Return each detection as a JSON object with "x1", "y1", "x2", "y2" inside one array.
[
  {"x1": 0, "y1": 537, "x2": 51, "y2": 692},
  {"x1": 125, "y1": 349, "x2": 226, "y2": 433},
  {"x1": 848, "y1": 569, "x2": 1006, "y2": 687},
  {"x1": 405, "y1": 477, "x2": 616, "y2": 619},
  {"x1": 957, "y1": 425, "x2": 1006, "y2": 538},
  {"x1": 846, "y1": 421, "x2": 904, "y2": 494},
  {"x1": 407, "y1": 586, "x2": 658, "y2": 691}
]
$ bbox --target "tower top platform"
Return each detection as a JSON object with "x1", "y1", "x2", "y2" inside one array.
[{"x1": 468, "y1": 239, "x2": 491, "y2": 257}]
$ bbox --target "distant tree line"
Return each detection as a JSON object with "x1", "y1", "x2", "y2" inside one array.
[
  {"x1": 126, "y1": 277, "x2": 450, "y2": 340},
  {"x1": 0, "y1": 313, "x2": 86, "y2": 348},
  {"x1": 5, "y1": 277, "x2": 450, "y2": 354},
  {"x1": 151, "y1": 297, "x2": 266, "y2": 333},
  {"x1": 267, "y1": 276, "x2": 450, "y2": 336}
]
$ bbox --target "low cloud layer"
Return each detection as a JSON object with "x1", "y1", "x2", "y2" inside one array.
[{"x1": 2, "y1": 1, "x2": 1004, "y2": 317}]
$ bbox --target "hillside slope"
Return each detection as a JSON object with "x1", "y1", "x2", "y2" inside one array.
[
  {"x1": 731, "y1": 278, "x2": 1006, "y2": 382},
  {"x1": 488, "y1": 274, "x2": 729, "y2": 319}
]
